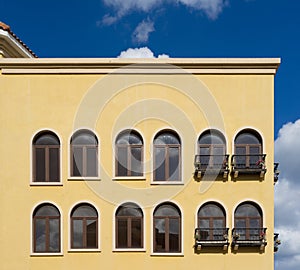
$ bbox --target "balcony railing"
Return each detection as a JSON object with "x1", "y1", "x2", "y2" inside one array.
[
  {"x1": 194, "y1": 228, "x2": 229, "y2": 250},
  {"x1": 231, "y1": 154, "x2": 266, "y2": 178},
  {"x1": 232, "y1": 227, "x2": 267, "y2": 250},
  {"x1": 274, "y1": 233, "x2": 281, "y2": 252},
  {"x1": 194, "y1": 154, "x2": 229, "y2": 179},
  {"x1": 274, "y1": 163, "x2": 280, "y2": 183}
]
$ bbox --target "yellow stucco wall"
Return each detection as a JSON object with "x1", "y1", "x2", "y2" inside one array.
[{"x1": 0, "y1": 60, "x2": 277, "y2": 270}]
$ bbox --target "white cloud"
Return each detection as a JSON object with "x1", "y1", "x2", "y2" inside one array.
[
  {"x1": 180, "y1": 0, "x2": 226, "y2": 20},
  {"x1": 274, "y1": 119, "x2": 300, "y2": 270},
  {"x1": 118, "y1": 47, "x2": 169, "y2": 58},
  {"x1": 101, "y1": 14, "x2": 118, "y2": 26},
  {"x1": 101, "y1": 0, "x2": 227, "y2": 24},
  {"x1": 132, "y1": 19, "x2": 155, "y2": 43}
]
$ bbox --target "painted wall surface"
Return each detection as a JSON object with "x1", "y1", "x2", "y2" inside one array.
[{"x1": 0, "y1": 63, "x2": 275, "y2": 270}]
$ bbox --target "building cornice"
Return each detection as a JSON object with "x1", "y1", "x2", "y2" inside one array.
[
  {"x1": 0, "y1": 28, "x2": 37, "y2": 58},
  {"x1": 0, "y1": 58, "x2": 280, "y2": 75}
]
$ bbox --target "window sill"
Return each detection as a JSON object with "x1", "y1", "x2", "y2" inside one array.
[
  {"x1": 68, "y1": 249, "x2": 101, "y2": 253},
  {"x1": 151, "y1": 181, "x2": 184, "y2": 185},
  {"x1": 30, "y1": 252, "x2": 63, "y2": 257},
  {"x1": 113, "y1": 248, "x2": 146, "y2": 252},
  {"x1": 68, "y1": 177, "x2": 101, "y2": 181},
  {"x1": 151, "y1": 252, "x2": 184, "y2": 257},
  {"x1": 113, "y1": 176, "x2": 146, "y2": 181},
  {"x1": 30, "y1": 182, "x2": 63, "y2": 186}
]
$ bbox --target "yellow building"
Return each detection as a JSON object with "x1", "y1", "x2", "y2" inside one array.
[{"x1": 0, "y1": 23, "x2": 280, "y2": 269}]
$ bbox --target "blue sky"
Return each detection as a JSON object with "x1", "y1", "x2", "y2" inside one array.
[{"x1": 1, "y1": 1, "x2": 300, "y2": 269}]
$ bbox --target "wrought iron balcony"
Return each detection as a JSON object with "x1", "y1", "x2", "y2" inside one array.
[
  {"x1": 274, "y1": 233, "x2": 281, "y2": 252},
  {"x1": 274, "y1": 163, "x2": 280, "y2": 183},
  {"x1": 194, "y1": 228, "x2": 229, "y2": 250},
  {"x1": 231, "y1": 154, "x2": 266, "y2": 178},
  {"x1": 194, "y1": 154, "x2": 229, "y2": 179},
  {"x1": 232, "y1": 228, "x2": 267, "y2": 251}
]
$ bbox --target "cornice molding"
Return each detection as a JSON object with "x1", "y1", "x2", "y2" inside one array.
[{"x1": 0, "y1": 58, "x2": 280, "y2": 75}]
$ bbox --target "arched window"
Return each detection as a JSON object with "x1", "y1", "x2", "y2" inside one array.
[
  {"x1": 234, "y1": 129, "x2": 263, "y2": 169},
  {"x1": 33, "y1": 203, "x2": 60, "y2": 253},
  {"x1": 197, "y1": 203, "x2": 226, "y2": 241},
  {"x1": 71, "y1": 130, "x2": 98, "y2": 177},
  {"x1": 198, "y1": 130, "x2": 226, "y2": 169},
  {"x1": 115, "y1": 130, "x2": 143, "y2": 177},
  {"x1": 70, "y1": 203, "x2": 98, "y2": 249},
  {"x1": 234, "y1": 202, "x2": 263, "y2": 241},
  {"x1": 33, "y1": 131, "x2": 60, "y2": 182},
  {"x1": 153, "y1": 203, "x2": 181, "y2": 253},
  {"x1": 115, "y1": 203, "x2": 143, "y2": 249},
  {"x1": 154, "y1": 131, "x2": 181, "y2": 181}
]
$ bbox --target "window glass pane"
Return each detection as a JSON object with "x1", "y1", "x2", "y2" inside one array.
[
  {"x1": 154, "y1": 218, "x2": 165, "y2": 252},
  {"x1": 72, "y1": 147, "x2": 83, "y2": 177},
  {"x1": 117, "y1": 147, "x2": 128, "y2": 176},
  {"x1": 72, "y1": 132, "x2": 97, "y2": 145},
  {"x1": 235, "y1": 132, "x2": 261, "y2": 144},
  {"x1": 35, "y1": 205, "x2": 59, "y2": 217},
  {"x1": 235, "y1": 219, "x2": 246, "y2": 240},
  {"x1": 199, "y1": 133, "x2": 225, "y2": 145},
  {"x1": 235, "y1": 146, "x2": 246, "y2": 168},
  {"x1": 249, "y1": 146, "x2": 260, "y2": 167},
  {"x1": 154, "y1": 147, "x2": 166, "y2": 180},
  {"x1": 250, "y1": 218, "x2": 260, "y2": 227},
  {"x1": 117, "y1": 132, "x2": 142, "y2": 145},
  {"x1": 213, "y1": 146, "x2": 225, "y2": 166},
  {"x1": 34, "y1": 134, "x2": 59, "y2": 145},
  {"x1": 169, "y1": 147, "x2": 180, "y2": 181},
  {"x1": 198, "y1": 204, "x2": 224, "y2": 217},
  {"x1": 35, "y1": 218, "x2": 46, "y2": 252},
  {"x1": 117, "y1": 203, "x2": 142, "y2": 217},
  {"x1": 49, "y1": 219, "x2": 60, "y2": 252},
  {"x1": 130, "y1": 147, "x2": 142, "y2": 176},
  {"x1": 200, "y1": 146, "x2": 210, "y2": 167},
  {"x1": 235, "y1": 219, "x2": 246, "y2": 228},
  {"x1": 35, "y1": 148, "x2": 45, "y2": 181},
  {"x1": 154, "y1": 205, "x2": 180, "y2": 217},
  {"x1": 72, "y1": 219, "x2": 83, "y2": 248},
  {"x1": 49, "y1": 148, "x2": 59, "y2": 182},
  {"x1": 86, "y1": 219, "x2": 97, "y2": 248},
  {"x1": 235, "y1": 204, "x2": 261, "y2": 217},
  {"x1": 199, "y1": 219, "x2": 209, "y2": 228},
  {"x1": 154, "y1": 133, "x2": 180, "y2": 145},
  {"x1": 72, "y1": 205, "x2": 97, "y2": 217},
  {"x1": 117, "y1": 219, "x2": 128, "y2": 248},
  {"x1": 131, "y1": 219, "x2": 142, "y2": 248},
  {"x1": 169, "y1": 218, "x2": 180, "y2": 252},
  {"x1": 213, "y1": 219, "x2": 224, "y2": 240},
  {"x1": 87, "y1": 147, "x2": 97, "y2": 177}
]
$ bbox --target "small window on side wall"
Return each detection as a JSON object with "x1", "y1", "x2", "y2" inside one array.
[
  {"x1": 70, "y1": 130, "x2": 98, "y2": 177},
  {"x1": 153, "y1": 131, "x2": 181, "y2": 182},
  {"x1": 32, "y1": 131, "x2": 60, "y2": 182},
  {"x1": 33, "y1": 203, "x2": 61, "y2": 253},
  {"x1": 115, "y1": 130, "x2": 143, "y2": 177}
]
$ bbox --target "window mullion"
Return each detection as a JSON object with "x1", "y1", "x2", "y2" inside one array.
[
  {"x1": 83, "y1": 146, "x2": 87, "y2": 177},
  {"x1": 83, "y1": 218, "x2": 87, "y2": 248},
  {"x1": 45, "y1": 146, "x2": 49, "y2": 182},
  {"x1": 128, "y1": 218, "x2": 132, "y2": 248},
  {"x1": 165, "y1": 146, "x2": 169, "y2": 180},
  {"x1": 127, "y1": 145, "x2": 131, "y2": 176},
  {"x1": 165, "y1": 217, "x2": 170, "y2": 252},
  {"x1": 45, "y1": 217, "x2": 50, "y2": 251}
]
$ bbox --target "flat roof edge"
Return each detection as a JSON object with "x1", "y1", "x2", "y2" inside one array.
[{"x1": 0, "y1": 58, "x2": 281, "y2": 75}]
